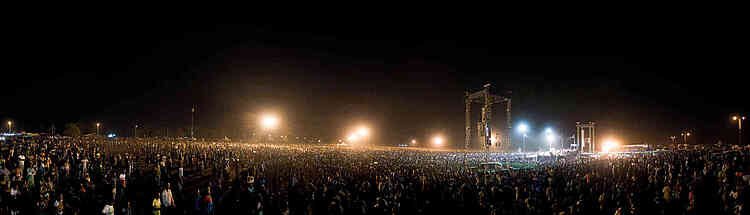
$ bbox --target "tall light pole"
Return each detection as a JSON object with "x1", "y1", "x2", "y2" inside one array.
[
  {"x1": 134, "y1": 125, "x2": 138, "y2": 138},
  {"x1": 680, "y1": 130, "x2": 691, "y2": 145},
  {"x1": 96, "y1": 123, "x2": 101, "y2": 136},
  {"x1": 518, "y1": 124, "x2": 528, "y2": 153},
  {"x1": 733, "y1": 116, "x2": 745, "y2": 145},
  {"x1": 191, "y1": 105, "x2": 196, "y2": 139},
  {"x1": 6, "y1": 121, "x2": 11, "y2": 133}
]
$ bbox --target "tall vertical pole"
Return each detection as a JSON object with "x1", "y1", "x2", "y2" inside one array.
[
  {"x1": 483, "y1": 90, "x2": 491, "y2": 152},
  {"x1": 575, "y1": 122, "x2": 583, "y2": 152},
  {"x1": 505, "y1": 98, "x2": 512, "y2": 151},
  {"x1": 191, "y1": 105, "x2": 195, "y2": 139},
  {"x1": 465, "y1": 92, "x2": 471, "y2": 150},
  {"x1": 739, "y1": 117, "x2": 743, "y2": 145},
  {"x1": 592, "y1": 124, "x2": 596, "y2": 153}
]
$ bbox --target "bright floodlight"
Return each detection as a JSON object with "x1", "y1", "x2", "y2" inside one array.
[
  {"x1": 347, "y1": 134, "x2": 358, "y2": 142},
  {"x1": 602, "y1": 140, "x2": 619, "y2": 153},
  {"x1": 357, "y1": 127, "x2": 369, "y2": 136},
  {"x1": 518, "y1": 124, "x2": 528, "y2": 133},
  {"x1": 734, "y1": 116, "x2": 738, "y2": 120},
  {"x1": 545, "y1": 128, "x2": 552, "y2": 134},
  {"x1": 411, "y1": 139, "x2": 416, "y2": 144},
  {"x1": 6, "y1": 121, "x2": 10, "y2": 126},
  {"x1": 433, "y1": 136, "x2": 444, "y2": 145},
  {"x1": 261, "y1": 115, "x2": 278, "y2": 129}
]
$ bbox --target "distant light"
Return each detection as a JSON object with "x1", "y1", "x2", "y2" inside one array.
[
  {"x1": 107, "y1": 134, "x2": 116, "y2": 138},
  {"x1": 734, "y1": 116, "x2": 738, "y2": 120},
  {"x1": 489, "y1": 136, "x2": 496, "y2": 143},
  {"x1": 411, "y1": 139, "x2": 416, "y2": 144},
  {"x1": 518, "y1": 124, "x2": 528, "y2": 133},
  {"x1": 602, "y1": 139, "x2": 619, "y2": 153},
  {"x1": 261, "y1": 115, "x2": 278, "y2": 129},
  {"x1": 545, "y1": 128, "x2": 552, "y2": 134},
  {"x1": 433, "y1": 136, "x2": 444, "y2": 145},
  {"x1": 357, "y1": 127, "x2": 369, "y2": 136}
]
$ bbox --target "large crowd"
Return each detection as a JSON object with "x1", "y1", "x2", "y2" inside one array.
[{"x1": 0, "y1": 136, "x2": 749, "y2": 215}]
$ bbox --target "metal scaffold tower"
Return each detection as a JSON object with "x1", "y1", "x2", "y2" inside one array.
[
  {"x1": 574, "y1": 121, "x2": 596, "y2": 153},
  {"x1": 465, "y1": 84, "x2": 512, "y2": 151}
]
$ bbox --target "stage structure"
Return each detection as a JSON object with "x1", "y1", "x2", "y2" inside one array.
[
  {"x1": 574, "y1": 121, "x2": 596, "y2": 153},
  {"x1": 464, "y1": 84, "x2": 512, "y2": 151}
]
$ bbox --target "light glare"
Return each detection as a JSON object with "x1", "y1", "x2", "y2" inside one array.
[
  {"x1": 347, "y1": 135, "x2": 358, "y2": 142},
  {"x1": 262, "y1": 115, "x2": 278, "y2": 129},
  {"x1": 518, "y1": 124, "x2": 528, "y2": 133},
  {"x1": 602, "y1": 140, "x2": 619, "y2": 152},
  {"x1": 357, "y1": 127, "x2": 369, "y2": 136},
  {"x1": 433, "y1": 136, "x2": 444, "y2": 145}
]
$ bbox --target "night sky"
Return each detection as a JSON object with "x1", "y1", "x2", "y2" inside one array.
[{"x1": 3, "y1": 23, "x2": 748, "y2": 149}]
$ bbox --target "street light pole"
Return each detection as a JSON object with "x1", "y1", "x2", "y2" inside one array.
[
  {"x1": 96, "y1": 123, "x2": 100, "y2": 136},
  {"x1": 6, "y1": 121, "x2": 11, "y2": 133},
  {"x1": 518, "y1": 124, "x2": 528, "y2": 153},
  {"x1": 733, "y1": 116, "x2": 745, "y2": 145},
  {"x1": 680, "y1": 130, "x2": 691, "y2": 145},
  {"x1": 134, "y1": 125, "x2": 138, "y2": 138}
]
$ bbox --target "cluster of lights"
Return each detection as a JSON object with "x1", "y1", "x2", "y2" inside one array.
[{"x1": 518, "y1": 123, "x2": 561, "y2": 151}]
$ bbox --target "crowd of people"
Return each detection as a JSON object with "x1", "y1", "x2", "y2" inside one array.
[{"x1": 0, "y1": 136, "x2": 749, "y2": 215}]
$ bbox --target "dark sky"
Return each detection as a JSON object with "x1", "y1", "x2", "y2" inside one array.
[{"x1": 3, "y1": 22, "x2": 748, "y2": 149}]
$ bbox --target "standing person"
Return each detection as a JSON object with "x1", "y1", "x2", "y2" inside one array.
[
  {"x1": 161, "y1": 183, "x2": 175, "y2": 215},
  {"x1": 26, "y1": 164, "x2": 36, "y2": 191},
  {"x1": 194, "y1": 189, "x2": 202, "y2": 214},
  {"x1": 201, "y1": 187, "x2": 214, "y2": 215},
  {"x1": 152, "y1": 193, "x2": 162, "y2": 215}
]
